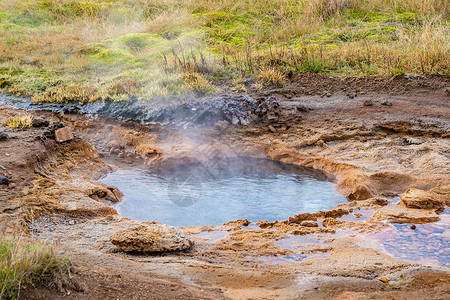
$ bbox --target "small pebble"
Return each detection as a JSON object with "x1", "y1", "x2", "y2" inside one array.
[
  {"x1": 0, "y1": 176, "x2": 10, "y2": 185},
  {"x1": 381, "y1": 100, "x2": 392, "y2": 106},
  {"x1": 363, "y1": 100, "x2": 373, "y2": 106},
  {"x1": 378, "y1": 277, "x2": 389, "y2": 283},
  {"x1": 315, "y1": 140, "x2": 325, "y2": 147},
  {"x1": 409, "y1": 224, "x2": 417, "y2": 230},
  {"x1": 58, "y1": 250, "x2": 65, "y2": 255},
  {"x1": 354, "y1": 212, "x2": 363, "y2": 218},
  {"x1": 268, "y1": 125, "x2": 277, "y2": 133},
  {"x1": 300, "y1": 220, "x2": 319, "y2": 227},
  {"x1": 435, "y1": 207, "x2": 445, "y2": 214},
  {"x1": 348, "y1": 92, "x2": 357, "y2": 99},
  {"x1": 68, "y1": 220, "x2": 75, "y2": 225},
  {"x1": 0, "y1": 132, "x2": 8, "y2": 141},
  {"x1": 296, "y1": 105, "x2": 309, "y2": 112}
]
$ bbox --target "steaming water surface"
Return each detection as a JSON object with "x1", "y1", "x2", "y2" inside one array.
[{"x1": 100, "y1": 158, "x2": 347, "y2": 226}]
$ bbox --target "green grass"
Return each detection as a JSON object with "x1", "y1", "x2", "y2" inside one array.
[
  {"x1": 0, "y1": 0, "x2": 448, "y2": 102},
  {"x1": 0, "y1": 238, "x2": 72, "y2": 299},
  {"x1": 2, "y1": 114, "x2": 33, "y2": 129}
]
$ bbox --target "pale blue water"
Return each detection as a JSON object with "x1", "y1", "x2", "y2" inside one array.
[{"x1": 100, "y1": 158, "x2": 347, "y2": 226}]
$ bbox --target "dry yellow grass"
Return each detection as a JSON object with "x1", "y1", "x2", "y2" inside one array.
[
  {"x1": 0, "y1": 0, "x2": 448, "y2": 102},
  {"x1": 0, "y1": 238, "x2": 72, "y2": 299},
  {"x1": 257, "y1": 68, "x2": 286, "y2": 87},
  {"x1": 2, "y1": 115, "x2": 33, "y2": 129},
  {"x1": 183, "y1": 72, "x2": 216, "y2": 94}
]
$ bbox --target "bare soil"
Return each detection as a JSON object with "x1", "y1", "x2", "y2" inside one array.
[
  {"x1": 1, "y1": 75, "x2": 449, "y2": 299},
  {"x1": 20, "y1": 263, "x2": 224, "y2": 300}
]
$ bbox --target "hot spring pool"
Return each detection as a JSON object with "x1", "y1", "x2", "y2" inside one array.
[{"x1": 100, "y1": 157, "x2": 347, "y2": 227}]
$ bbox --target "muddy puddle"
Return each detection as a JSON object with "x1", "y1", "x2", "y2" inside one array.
[
  {"x1": 265, "y1": 209, "x2": 450, "y2": 267},
  {"x1": 100, "y1": 157, "x2": 347, "y2": 226},
  {"x1": 366, "y1": 212, "x2": 450, "y2": 266}
]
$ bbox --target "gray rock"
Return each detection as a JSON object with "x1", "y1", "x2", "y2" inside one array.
[
  {"x1": 402, "y1": 137, "x2": 423, "y2": 146},
  {"x1": 0, "y1": 176, "x2": 10, "y2": 185},
  {"x1": 110, "y1": 224, "x2": 194, "y2": 253},
  {"x1": 0, "y1": 132, "x2": 8, "y2": 141},
  {"x1": 32, "y1": 117, "x2": 50, "y2": 127},
  {"x1": 381, "y1": 100, "x2": 392, "y2": 106},
  {"x1": 296, "y1": 105, "x2": 310, "y2": 112}
]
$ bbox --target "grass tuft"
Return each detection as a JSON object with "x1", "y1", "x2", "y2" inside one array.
[
  {"x1": 0, "y1": 238, "x2": 72, "y2": 299},
  {"x1": 257, "y1": 68, "x2": 286, "y2": 87},
  {"x1": 183, "y1": 72, "x2": 216, "y2": 94},
  {"x1": 2, "y1": 115, "x2": 33, "y2": 129}
]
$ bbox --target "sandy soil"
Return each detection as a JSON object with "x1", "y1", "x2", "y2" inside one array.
[{"x1": 0, "y1": 75, "x2": 449, "y2": 299}]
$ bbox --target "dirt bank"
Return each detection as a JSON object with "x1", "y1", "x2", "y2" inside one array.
[{"x1": 1, "y1": 75, "x2": 449, "y2": 299}]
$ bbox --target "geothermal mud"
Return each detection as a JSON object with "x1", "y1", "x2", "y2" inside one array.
[{"x1": 0, "y1": 75, "x2": 449, "y2": 299}]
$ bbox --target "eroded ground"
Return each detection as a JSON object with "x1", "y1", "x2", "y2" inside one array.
[{"x1": 0, "y1": 75, "x2": 449, "y2": 299}]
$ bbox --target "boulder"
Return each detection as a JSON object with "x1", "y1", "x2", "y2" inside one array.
[
  {"x1": 374, "y1": 206, "x2": 440, "y2": 224},
  {"x1": 107, "y1": 186, "x2": 124, "y2": 202},
  {"x1": 87, "y1": 185, "x2": 123, "y2": 202},
  {"x1": 110, "y1": 224, "x2": 194, "y2": 253},
  {"x1": 400, "y1": 188, "x2": 446, "y2": 209},
  {"x1": 337, "y1": 174, "x2": 375, "y2": 201},
  {"x1": 349, "y1": 185, "x2": 373, "y2": 200},
  {"x1": 32, "y1": 117, "x2": 50, "y2": 127},
  {"x1": 55, "y1": 127, "x2": 74, "y2": 143},
  {"x1": 429, "y1": 185, "x2": 450, "y2": 207}
]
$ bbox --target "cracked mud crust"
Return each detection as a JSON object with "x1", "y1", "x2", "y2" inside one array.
[{"x1": 0, "y1": 76, "x2": 449, "y2": 299}]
